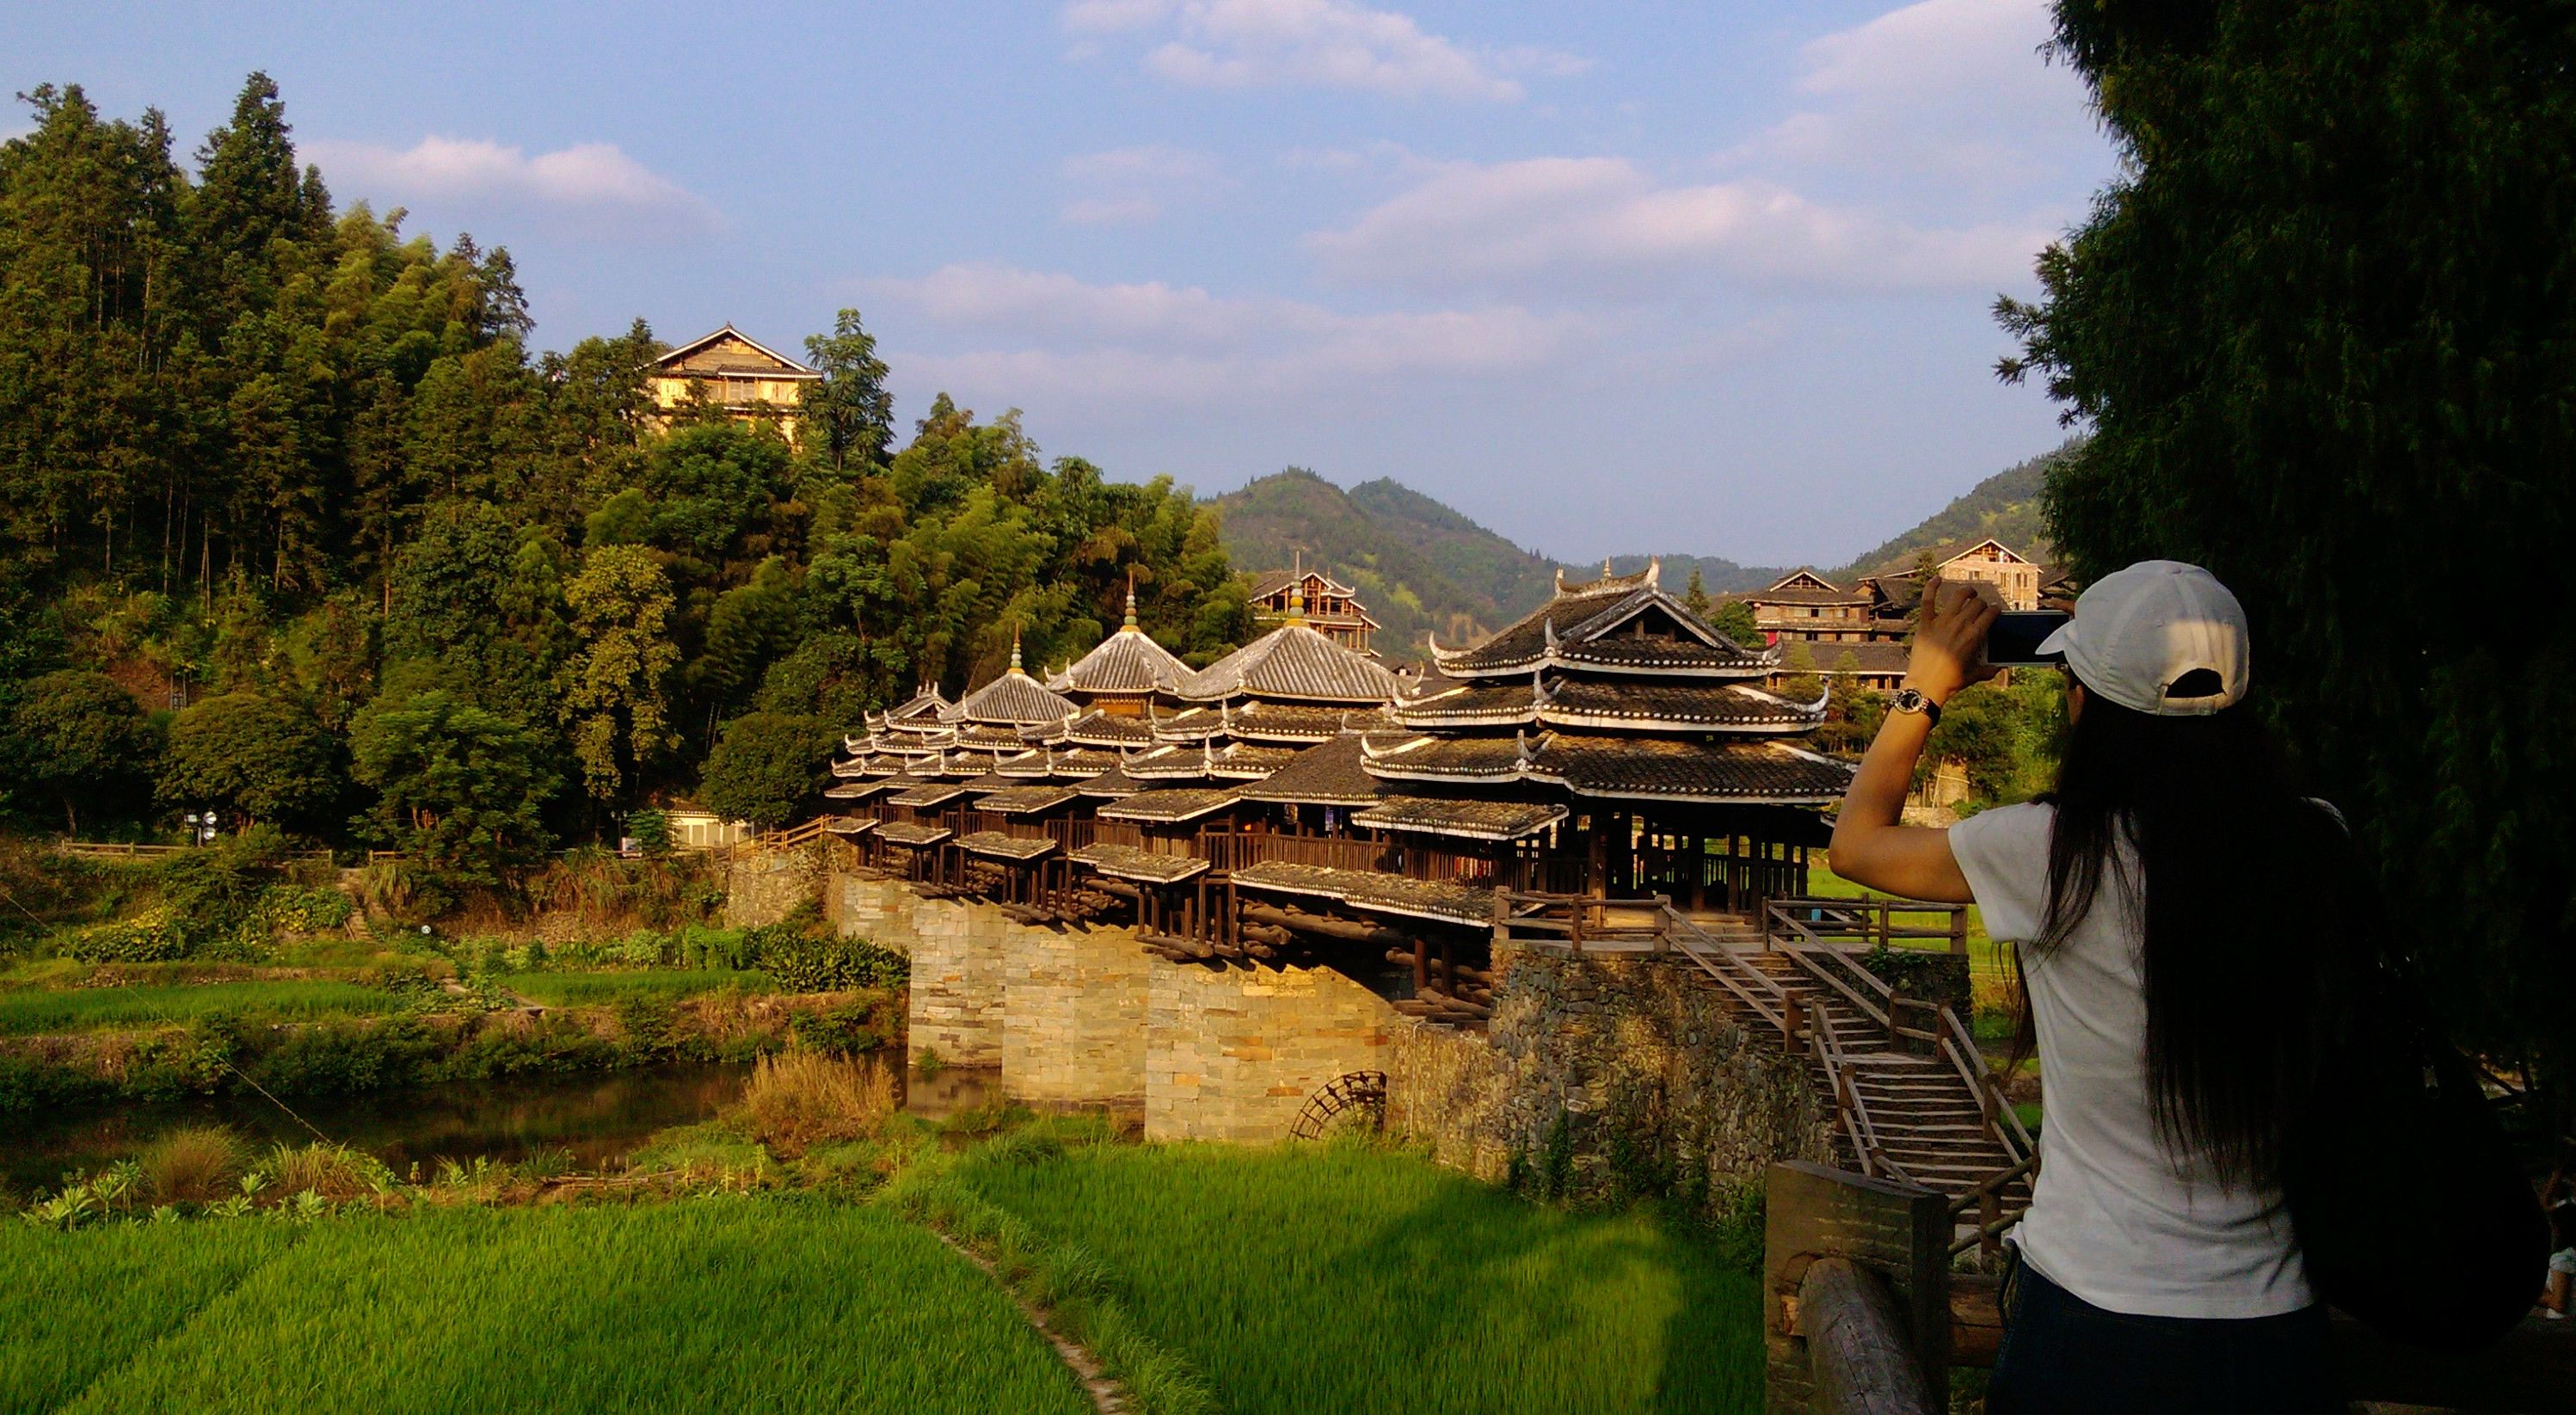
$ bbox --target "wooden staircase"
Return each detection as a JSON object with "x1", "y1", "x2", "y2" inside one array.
[{"x1": 1499, "y1": 892, "x2": 2036, "y2": 1258}]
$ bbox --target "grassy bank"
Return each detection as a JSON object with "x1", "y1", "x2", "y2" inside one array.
[
  {"x1": 0, "y1": 1200, "x2": 1091, "y2": 1415},
  {"x1": 494, "y1": 968, "x2": 773, "y2": 1006},
  {"x1": 950, "y1": 1140, "x2": 1764, "y2": 1413}
]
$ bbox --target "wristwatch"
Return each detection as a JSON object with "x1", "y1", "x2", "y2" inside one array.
[{"x1": 1890, "y1": 686, "x2": 1940, "y2": 726}]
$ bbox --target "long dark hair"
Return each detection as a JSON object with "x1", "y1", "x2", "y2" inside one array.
[{"x1": 2016, "y1": 678, "x2": 2370, "y2": 1190}]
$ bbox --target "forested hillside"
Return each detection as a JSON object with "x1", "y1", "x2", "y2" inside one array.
[
  {"x1": 1215, "y1": 470, "x2": 1780, "y2": 655},
  {"x1": 1828, "y1": 440, "x2": 2077, "y2": 581},
  {"x1": 0, "y1": 76, "x2": 1249, "y2": 871}
]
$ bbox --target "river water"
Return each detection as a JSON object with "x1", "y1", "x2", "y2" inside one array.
[
  {"x1": 0, "y1": 1058, "x2": 1027, "y2": 1197},
  {"x1": 3, "y1": 1064, "x2": 757, "y2": 1194}
]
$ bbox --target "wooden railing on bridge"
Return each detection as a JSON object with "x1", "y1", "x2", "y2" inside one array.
[
  {"x1": 1764, "y1": 896, "x2": 1969, "y2": 955},
  {"x1": 1767, "y1": 1160, "x2": 2576, "y2": 1415}
]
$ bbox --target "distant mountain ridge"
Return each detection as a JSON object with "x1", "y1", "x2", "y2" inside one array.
[{"x1": 1209, "y1": 444, "x2": 2075, "y2": 657}]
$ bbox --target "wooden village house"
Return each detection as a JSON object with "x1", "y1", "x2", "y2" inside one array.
[
  {"x1": 644, "y1": 325, "x2": 821, "y2": 443},
  {"x1": 1246, "y1": 563, "x2": 1378, "y2": 655}
]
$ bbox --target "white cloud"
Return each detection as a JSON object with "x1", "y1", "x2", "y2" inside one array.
[
  {"x1": 305, "y1": 136, "x2": 716, "y2": 230},
  {"x1": 1065, "y1": 0, "x2": 1584, "y2": 102},
  {"x1": 1059, "y1": 144, "x2": 1229, "y2": 225},
  {"x1": 1307, "y1": 155, "x2": 2047, "y2": 298},
  {"x1": 1726, "y1": 0, "x2": 2098, "y2": 206},
  {"x1": 870, "y1": 261, "x2": 1586, "y2": 407}
]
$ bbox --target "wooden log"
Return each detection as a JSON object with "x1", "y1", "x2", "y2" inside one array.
[
  {"x1": 1091, "y1": 878, "x2": 1144, "y2": 901},
  {"x1": 1140, "y1": 929, "x2": 1214, "y2": 959},
  {"x1": 1798, "y1": 1256, "x2": 1937, "y2": 1415},
  {"x1": 1240, "y1": 923, "x2": 1296, "y2": 948},
  {"x1": 1239, "y1": 902, "x2": 1411, "y2": 947}
]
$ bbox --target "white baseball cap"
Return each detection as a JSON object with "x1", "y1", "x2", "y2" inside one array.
[{"x1": 2036, "y1": 560, "x2": 2249, "y2": 716}]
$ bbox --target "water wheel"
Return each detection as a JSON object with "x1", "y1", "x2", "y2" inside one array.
[{"x1": 1289, "y1": 1070, "x2": 1387, "y2": 1141}]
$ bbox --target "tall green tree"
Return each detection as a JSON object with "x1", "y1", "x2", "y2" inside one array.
[
  {"x1": 1997, "y1": 0, "x2": 2573, "y2": 1107},
  {"x1": 559, "y1": 544, "x2": 679, "y2": 803},
  {"x1": 802, "y1": 307, "x2": 895, "y2": 472}
]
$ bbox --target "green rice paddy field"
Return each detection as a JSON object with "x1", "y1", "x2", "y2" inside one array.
[
  {"x1": 956, "y1": 1141, "x2": 1763, "y2": 1414},
  {"x1": 3, "y1": 1141, "x2": 1767, "y2": 1414},
  {"x1": 0, "y1": 981, "x2": 398, "y2": 1035},
  {"x1": 0, "y1": 1198, "x2": 1091, "y2": 1415}
]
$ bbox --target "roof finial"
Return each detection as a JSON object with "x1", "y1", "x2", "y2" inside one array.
[
  {"x1": 1603, "y1": 557, "x2": 1614, "y2": 577},
  {"x1": 1010, "y1": 628, "x2": 1024, "y2": 674},
  {"x1": 1287, "y1": 572, "x2": 1306, "y2": 623},
  {"x1": 1123, "y1": 569, "x2": 1139, "y2": 631}
]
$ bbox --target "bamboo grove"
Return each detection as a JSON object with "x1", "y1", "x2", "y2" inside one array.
[{"x1": 0, "y1": 75, "x2": 1255, "y2": 877}]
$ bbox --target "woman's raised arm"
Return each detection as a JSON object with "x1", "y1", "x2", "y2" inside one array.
[{"x1": 1824, "y1": 579, "x2": 1997, "y2": 903}]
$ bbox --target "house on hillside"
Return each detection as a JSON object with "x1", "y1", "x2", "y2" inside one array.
[
  {"x1": 1739, "y1": 570, "x2": 1892, "y2": 645},
  {"x1": 645, "y1": 325, "x2": 821, "y2": 443},
  {"x1": 1247, "y1": 562, "x2": 1378, "y2": 655},
  {"x1": 1925, "y1": 538, "x2": 2043, "y2": 610}
]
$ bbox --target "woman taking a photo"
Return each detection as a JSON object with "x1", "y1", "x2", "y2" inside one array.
[{"x1": 1829, "y1": 562, "x2": 2350, "y2": 1413}]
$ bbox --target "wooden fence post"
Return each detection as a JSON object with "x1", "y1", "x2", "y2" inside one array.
[{"x1": 1764, "y1": 1160, "x2": 1950, "y2": 1415}]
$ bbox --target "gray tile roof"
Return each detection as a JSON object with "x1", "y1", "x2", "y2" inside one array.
[
  {"x1": 1060, "y1": 625, "x2": 1191, "y2": 697},
  {"x1": 1235, "y1": 734, "x2": 1386, "y2": 806},
  {"x1": 1178, "y1": 623, "x2": 1399, "y2": 705},
  {"x1": 823, "y1": 817, "x2": 880, "y2": 836},
  {"x1": 1230, "y1": 861, "x2": 1494, "y2": 926},
  {"x1": 957, "y1": 830, "x2": 1057, "y2": 861},
  {"x1": 1073, "y1": 766, "x2": 1147, "y2": 798},
  {"x1": 1096, "y1": 787, "x2": 1244, "y2": 823},
  {"x1": 1068, "y1": 842, "x2": 1209, "y2": 883},
  {"x1": 1362, "y1": 730, "x2": 1854, "y2": 804},
  {"x1": 877, "y1": 821, "x2": 953, "y2": 847},
  {"x1": 972, "y1": 785, "x2": 1080, "y2": 815},
  {"x1": 1349, "y1": 796, "x2": 1567, "y2": 841},
  {"x1": 1392, "y1": 677, "x2": 1823, "y2": 732},
  {"x1": 1429, "y1": 565, "x2": 1770, "y2": 680},
  {"x1": 956, "y1": 668, "x2": 1079, "y2": 726},
  {"x1": 888, "y1": 783, "x2": 970, "y2": 808}
]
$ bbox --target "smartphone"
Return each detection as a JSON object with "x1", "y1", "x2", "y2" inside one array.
[{"x1": 1985, "y1": 611, "x2": 2070, "y2": 667}]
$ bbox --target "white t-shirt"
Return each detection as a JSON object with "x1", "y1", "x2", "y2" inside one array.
[{"x1": 1950, "y1": 801, "x2": 2312, "y2": 1318}]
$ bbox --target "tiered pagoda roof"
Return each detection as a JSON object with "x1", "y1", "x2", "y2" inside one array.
[
  {"x1": 1177, "y1": 620, "x2": 1398, "y2": 704},
  {"x1": 1368, "y1": 559, "x2": 1853, "y2": 810},
  {"x1": 1055, "y1": 584, "x2": 1191, "y2": 699}
]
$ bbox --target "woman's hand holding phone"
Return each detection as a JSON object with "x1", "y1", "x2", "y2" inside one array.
[{"x1": 1907, "y1": 579, "x2": 2002, "y2": 706}]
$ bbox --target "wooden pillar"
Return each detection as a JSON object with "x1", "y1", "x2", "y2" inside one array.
[{"x1": 1437, "y1": 929, "x2": 1454, "y2": 997}]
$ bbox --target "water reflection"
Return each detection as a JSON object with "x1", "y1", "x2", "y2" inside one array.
[{"x1": 3, "y1": 1064, "x2": 752, "y2": 1193}]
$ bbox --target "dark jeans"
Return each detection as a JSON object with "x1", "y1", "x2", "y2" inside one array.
[{"x1": 1987, "y1": 1251, "x2": 2339, "y2": 1414}]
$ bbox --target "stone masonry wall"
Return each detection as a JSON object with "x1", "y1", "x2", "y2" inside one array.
[
  {"x1": 1145, "y1": 962, "x2": 1396, "y2": 1142},
  {"x1": 1387, "y1": 939, "x2": 1834, "y2": 1203},
  {"x1": 1003, "y1": 915, "x2": 1153, "y2": 1109},
  {"x1": 721, "y1": 846, "x2": 823, "y2": 929}
]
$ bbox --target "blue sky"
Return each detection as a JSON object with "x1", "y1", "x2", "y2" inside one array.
[{"x1": 9, "y1": 0, "x2": 2115, "y2": 567}]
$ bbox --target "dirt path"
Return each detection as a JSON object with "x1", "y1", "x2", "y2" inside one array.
[{"x1": 931, "y1": 1229, "x2": 1128, "y2": 1415}]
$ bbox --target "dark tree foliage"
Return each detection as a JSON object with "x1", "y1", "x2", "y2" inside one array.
[
  {"x1": 1998, "y1": 0, "x2": 2573, "y2": 1109},
  {"x1": 698, "y1": 711, "x2": 833, "y2": 830},
  {"x1": 348, "y1": 690, "x2": 555, "y2": 881},
  {"x1": 6, "y1": 669, "x2": 157, "y2": 834},
  {"x1": 0, "y1": 74, "x2": 1252, "y2": 850},
  {"x1": 158, "y1": 690, "x2": 339, "y2": 829}
]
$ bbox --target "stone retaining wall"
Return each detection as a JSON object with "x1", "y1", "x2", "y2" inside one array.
[
  {"x1": 1144, "y1": 963, "x2": 1393, "y2": 1142},
  {"x1": 722, "y1": 846, "x2": 823, "y2": 929},
  {"x1": 1388, "y1": 940, "x2": 1835, "y2": 1203}
]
